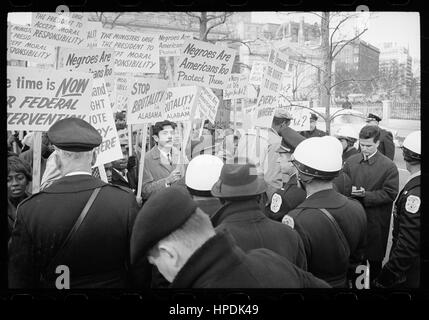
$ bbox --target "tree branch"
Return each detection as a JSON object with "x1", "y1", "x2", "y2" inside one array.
[
  {"x1": 279, "y1": 94, "x2": 327, "y2": 122},
  {"x1": 185, "y1": 12, "x2": 202, "y2": 23},
  {"x1": 330, "y1": 77, "x2": 377, "y2": 90},
  {"x1": 329, "y1": 15, "x2": 351, "y2": 56},
  {"x1": 110, "y1": 12, "x2": 124, "y2": 29},
  {"x1": 332, "y1": 28, "x2": 368, "y2": 60},
  {"x1": 204, "y1": 13, "x2": 232, "y2": 40}
]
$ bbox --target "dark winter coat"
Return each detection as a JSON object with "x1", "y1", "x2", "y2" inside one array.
[
  {"x1": 170, "y1": 232, "x2": 330, "y2": 288},
  {"x1": 380, "y1": 174, "x2": 420, "y2": 288},
  {"x1": 343, "y1": 151, "x2": 399, "y2": 261},
  {"x1": 286, "y1": 189, "x2": 367, "y2": 288},
  {"x1": 211, "y1": 198, "x2": 307, "y2": 270},
  {"x1": 8, "y1": 175, "x2": 149, "y2": 289},
  {"x1": 265, "y1": 174, "x2": 306, "y2": 221}
]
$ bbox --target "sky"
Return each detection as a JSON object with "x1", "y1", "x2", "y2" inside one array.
[{"x1": 8, "y1": 11, "x2": 420, "y2": 61}]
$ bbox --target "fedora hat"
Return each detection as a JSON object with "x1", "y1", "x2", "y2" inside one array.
[{"x1": 211, "y1": 163, "x2": 266, "y2": 198}]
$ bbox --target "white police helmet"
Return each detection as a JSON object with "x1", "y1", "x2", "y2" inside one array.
[
  {"x1": 334, "y1": 125, "x2": 359, "y2": 141},
  {"x1": 291, "y1": 136, "x2": 343, "y2": 179},
  {"x1": 185, "y1": 154, "x2": 224, "y2": 192},
  {"x1": 402, "y1": 130, "x2": 420, "y2": 162}
]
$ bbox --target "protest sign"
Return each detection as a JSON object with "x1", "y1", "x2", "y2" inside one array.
[
  {"x1": 195, "y1": 87, "x2": 219, "y2": 124},
  {"x1": 58, "y1": 47, "x2": 115, "y2": 110},
  {"x1": 99, "y1": 29, "x2": 159, "y2": 73},
  {"x1": 254, "y1": 48, "x2": 289, "y2": 128},
  {"x1": 88, "y1": 78, "x2": 123, "y2": 167},
  {"x1": 31, "y1": 12, "x2": 87, "y2": 48},
  {"x1": 248, "y1": 60, "x2": 266, "y2": 85},
  {"x1": 114, "y1": 74, "x2": 132, "y2": 112},
  {"x1": 85, "y1": 21, "x2": 102, "y2": 48},
  {"x1": 176, "y1": 39, "x2": 236, "y2": 90},
  {"x1": 223, "y1": 73, "x2": 248, "y2": 100},
  {"x1": 127, "y1": 77, "x2": 169, "y2": 124},
  {"x1": 276, "y1": 102, "x2": 311, "y2": 131},
  {"x1": 7, "y1": 23, "x2": 55, "y2": 64},
  {"x1": 241, "y1": 104, "x2": 256, "y2": 130},
  {"x1": 159, "y1": 32, "x2": 193, "y2": 57},
  {"x1": 7, "y1": 66, "x2": 93, "y2": 131},
  {"x1": 164, "y1": 86, "x2": 199, "y2": 122}
]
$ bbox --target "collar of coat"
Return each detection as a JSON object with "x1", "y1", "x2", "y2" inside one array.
[
  {"x1": 359, "y1": 150, "x2": 381, "y2": 165},
  {"x1": 296, "y1": 188, "x2": 347, "y2": 209},
  {"x1": 41, "y1": 175, "x2": 106, "y2": 193},
  {"x1": 210, "y1": 198, "x2": 265, "y2": 226},
  {"x1": 171, "y1": 232, "x2": 242, "y2": 288},
  {"x1": 149, "y1": 145, "x2": 180, "y2": 160}
]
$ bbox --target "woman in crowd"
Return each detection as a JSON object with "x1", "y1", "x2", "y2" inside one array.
[{"x1": 7, "y1": 156, "x2": 32, "y2": 238}]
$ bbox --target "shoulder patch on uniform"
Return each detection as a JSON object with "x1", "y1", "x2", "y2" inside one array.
[
  {"x1": 270, "y1": 193, "x2": 282, "y2": 213},
  {"x1": 405, "y1": 195, "x2": 420, "y2": 214},
  {"x1": 282, "y1": 215, "x2": 295, "y2": 229}
]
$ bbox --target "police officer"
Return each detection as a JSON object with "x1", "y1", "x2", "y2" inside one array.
[
  {"x1": 284, "y1": 136, "x2": 367, "y2": 287},
  {"x1": 366, "y1": 113, "x2": 395, "y2": 160},
  {"x1": 299, "y1": 113, "x2": 327, "y2": 138},
  {"x1": 185, "y1": 154, "x2": 223, "y2": 218},
  {"x1": 8, "y1": 118, "x2": 148, "y2": 288},
  {"x1": 374, "y1": 131, "x2": 421, "y2": 288},
  {"x1": 265, "y1": 126, "x2": 306, "y2": 222},
  {"x1": 334, "y1": 125, "x2": 359, "y2": 162}
]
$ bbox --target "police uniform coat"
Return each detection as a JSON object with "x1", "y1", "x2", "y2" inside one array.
[
  {"x1": 342, "y1": 147, "x2": 359, "y2": 162},
  {"x1": 286, "y1": 189, "x2": 367, "y2": 287},
  {"x1": 299, "y1": 128, "x2": 326, "y2": 139},
  {"x1": 265, "y1": 174, "x2": 306, "y2": 222},
  {"x1": 211, "y1": 198, "x2": 307, "y2": 270},
  {"x1": 141, "y1": 146, "x2": 188, "y2": 199},
  {"x1": 170, "y1": 232, "x2": 330, "y2": 288},
  {"x1": 343, "y1": 151, "x2": 399, "y2": 262},
  {"x1": 378, "y1": 128, "x2": 395, "y2": 161},
  {"x1": 381, "y1": 173, "x2": 420, "y2": 288},
  {"x1": 8, "y1": 175, "x2": 146, "y2": 288}
]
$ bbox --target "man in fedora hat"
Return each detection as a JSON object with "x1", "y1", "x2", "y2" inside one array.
[
  {"x1": 299, "y1": 113, "x2": 327, "y2": 139},
  {"x1": 210, "y1": 161, "x2": 307, "y2": 269},
  {"x1": 131, "y1": 186, "x2": 330, "y2": 288},
  {"x1": 285, "y1": 136, "x2": 367, "y2": 288},
  {"x1": 366, "y1": 113, "x2": 395, "y2": 160},
  {"x1": 9, "y1": 118, "x2": 149, "y2": 288},
  {"x1": 265, "y1": 127, "x2": 307, "y2": 222}
]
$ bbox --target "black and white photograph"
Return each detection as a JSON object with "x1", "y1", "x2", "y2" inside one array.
[{"x1": 6, "y1": 10, "x2": 421, "y2": 292}]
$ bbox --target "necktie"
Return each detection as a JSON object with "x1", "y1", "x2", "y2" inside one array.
[{"x1": 167, "y1": 153, "x2": 172, "y2": 166}]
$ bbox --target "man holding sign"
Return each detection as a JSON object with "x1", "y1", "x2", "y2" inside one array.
[{"x1": 141, "y1": 120, "x2": 188, "y2": 200}]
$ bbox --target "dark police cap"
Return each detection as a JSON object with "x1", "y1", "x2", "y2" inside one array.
[
  {"x1": 130, "y1": 186, "x2": 197, "y2": 264},
  {"x1": 367, "y1": 113, "x2": 382, "y2": 122},
  {"x1": 310, "y1": 113, "x2": 318, "y2": 121},
  {"x1": 47, "y1": 117, "x2": 102, "y2": 152},
  {"x1": 278, "y1": 126, "x2": 306, "y2": 153}
]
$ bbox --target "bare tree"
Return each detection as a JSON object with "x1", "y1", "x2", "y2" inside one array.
[{"x1": 184, "y1": 12, "x2": 234, "y2": 42}]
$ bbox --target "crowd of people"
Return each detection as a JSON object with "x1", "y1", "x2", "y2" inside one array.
[{"x1": 7, "y1": 107, "x2": 420, "y2": 290}]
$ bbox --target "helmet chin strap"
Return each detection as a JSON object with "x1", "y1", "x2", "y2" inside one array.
[{"x1": 296, "y1": 173, "x2": 313, "y2": 191}]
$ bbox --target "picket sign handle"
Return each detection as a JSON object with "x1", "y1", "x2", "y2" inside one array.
[
  {"x1": 32, "y1": 131, "x2": 43, "y2": 194},
  {"x1": 98, "y1": 165, "x2": 108, "y2": 183},
  {"x1": 128, "y1": 124, "x2": 133, "y2": 157},
  {"x1": 233, "y1": 99, "x2": 237, "y2": 133},
  {"x1": 198, "y1": 119, "x2": 205, "y2": 139},
  {"x1": 136, "y1": 124, "x2": 148, "y2": 200},
  {"x1": 255, "y1": 127, "x2": 261, "y2": 159}
]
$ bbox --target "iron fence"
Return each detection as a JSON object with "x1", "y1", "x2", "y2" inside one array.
[{"x1": 390, "y1": 102, "x2": 420, "y2": 120}]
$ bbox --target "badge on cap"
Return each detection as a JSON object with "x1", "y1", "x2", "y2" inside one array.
[
  {"x1": 270, "y1": 193, "x2": 282, "y2": 213},
  {"x1": 405, "y1": 195, "x2": 420, "y2": 214},
  {"x1": 282, "y1": 215, "x2": 294, "y2": 229}
]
